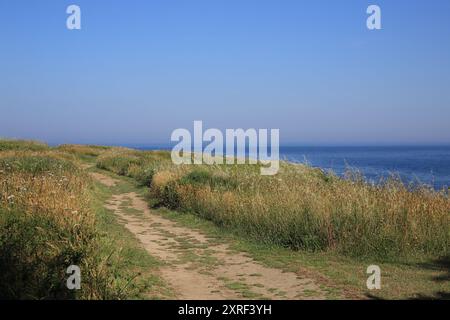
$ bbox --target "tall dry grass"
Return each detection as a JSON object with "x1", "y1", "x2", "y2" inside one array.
[
  {"x1": 57, "y1": 144, "x2": 111, "y2": 158},
  {"x1": 0, "y1": 144, "x2": 122, "y2": 299},
  {"x1": 97, "y1": 149, "x2": 450, "y2": 260},
  {"x1": 0, "y1": 139, "x2": 48, "y2": 152}
]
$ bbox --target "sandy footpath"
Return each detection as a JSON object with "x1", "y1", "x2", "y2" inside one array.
[{"x1": 92, "y1": 171, "x2": 328, "y2": 300}]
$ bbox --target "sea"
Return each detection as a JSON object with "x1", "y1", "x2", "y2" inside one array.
[{"x1": 278, "y1": 146, "x2": 450, "y2": 190}]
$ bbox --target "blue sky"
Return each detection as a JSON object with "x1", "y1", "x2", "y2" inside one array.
[{"x1": 1, "y1": 0, "x2": 449, "y2": 146}]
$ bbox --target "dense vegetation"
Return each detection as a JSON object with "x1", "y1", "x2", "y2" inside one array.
[
  {"x1": 0, "y1": 141, "x2": 124, "y2": 299},
  {"x1": 96, "y1": 148, "x2": 450, "y2": 261},
  {"x1": 1, "y1": 139, "x2": 448, "y2": 299}
]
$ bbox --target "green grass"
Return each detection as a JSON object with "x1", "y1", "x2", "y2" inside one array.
[
  {"x1": 0, "y1": 139, "x2": 48, "y2": 152},
  {"x1": 223, "y1": 281, "x2": 264, "y2": 299},
  {"x1": 0, "y1": 207, "x2": 88, "y2": 299},
  {"x1": 0, "y1": 155, "x2": 77, "y2": 174},
  {"x1": 0, "y1": 151, "x2": 114, "y2": 299},
  {"x1": 148, "y1": 205, "x2": 450, "y2": 300}
]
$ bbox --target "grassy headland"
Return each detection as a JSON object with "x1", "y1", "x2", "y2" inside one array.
[
  {"x1": 1, "y1": 139, "x2": 449, "y2": 299},
  {"x1": 96, "y1": 148, "x2": 449, "y2": 261}
]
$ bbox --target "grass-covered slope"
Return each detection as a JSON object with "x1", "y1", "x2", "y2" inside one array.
[
  {"x1": 96, "y1": 148, "x2": 450, "y2": 261},
  {"x1": 2, "y1": 140, "x2": 448, "y2": 299},
  {"x1": 0, "y1": 141, "x2": 148, "y2": 299}
]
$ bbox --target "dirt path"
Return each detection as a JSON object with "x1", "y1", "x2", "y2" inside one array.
[{"x1": 92, "y1": 171, "x2": 328, "y2": 300}]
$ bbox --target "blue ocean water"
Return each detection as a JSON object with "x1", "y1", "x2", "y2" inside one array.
[
  {"x1": 279, "y1": 146, "x2": 450, "y2": 190},
  {"x1": 134, "y1": 145, "x2": 450, "y2": 190}
]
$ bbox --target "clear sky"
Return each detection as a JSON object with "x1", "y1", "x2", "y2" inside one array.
[{"x1": 1, "y1": 0, "x2": 449, "y2": 146}]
